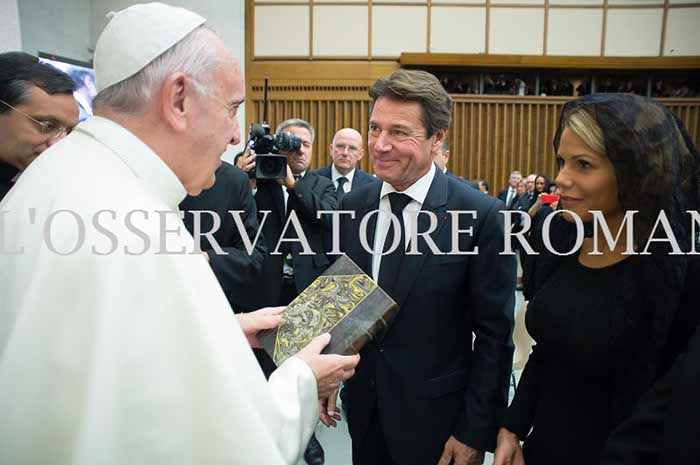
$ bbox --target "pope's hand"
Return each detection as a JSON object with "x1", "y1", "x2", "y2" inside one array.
[
  {"x1": 295, "y1": 334, "x2": 360, "y2": 399},
  {"x1": 236, "y1": 306, "x2": 285, "y2": 348}
]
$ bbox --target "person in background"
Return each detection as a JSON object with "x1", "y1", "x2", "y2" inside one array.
[
  {"x1": 0, "y1": 51, "x2": 78, "y2": 200},
  {"x1": 478, "y1": 179, "x2": 490, "y2": 195},
  {"x1": 494, "y1": 94, "x2": 700, "y2": 465},
  {"x1": 497, "y1": 170, "x2": 522, "y2": 208},
  {"x1": 250, "y1": 117, "x2": 338, "y2": 465},
  {"x1": 527, "y1": 174, "x2": 552, "y2": 218},
  {"x1": 313, "y1": 127, "x2": 378, "y2": 201}
]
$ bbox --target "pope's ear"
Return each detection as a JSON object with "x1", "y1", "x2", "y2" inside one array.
[{"x1": 160, "y1": 73, "x2": 190, "y2": 133}]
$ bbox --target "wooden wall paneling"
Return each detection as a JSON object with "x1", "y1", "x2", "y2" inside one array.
[{"x1": 249, "y1": 82, "x2": 700, "y2": 192}]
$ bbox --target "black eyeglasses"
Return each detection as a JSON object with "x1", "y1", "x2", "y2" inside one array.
[{"x1": 0, "y1": 98, "x2": 70, "y2": 139}]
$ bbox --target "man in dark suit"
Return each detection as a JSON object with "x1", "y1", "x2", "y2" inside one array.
[
  {"x1": 331, "y1": 70, "x2": 515, "y2": 465},
  {"x1": 433, "y1": 138, "x2": 479, "y2": 190},
  {"x1": 0, "y1": 52, "x2": 78, "y2": 201},
  {"x1": 314, "y1": 127, "x2": 379, "y2": 198},
  {"x1": 179, "y1": 161, "x2": 267, "y2": 311},
  {"x1": 497, "y1": 170, "x2": 522, "y2": 209}
]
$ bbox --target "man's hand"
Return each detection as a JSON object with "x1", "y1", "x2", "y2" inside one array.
[
  {"x1": 437, "y1": 436, "x2": 484, "y2": 465},
  {"x1": 277, "y1": 164, "x2": 296, "y2": 190},
  {"x1": 236, "y1": 306, "x2": 284, "y2": 348},
  {"x1": 236, "y1": 147, "x2": 256, "y2": 173},
  {"x1": 319, "y1": 388, "x2": 341, "y2": 427},
  {"x1": 493, "y1": 428, "x2": 525, "y2": 465},
  {"x1": 294, "y1": 334, "x2": 360, "y2": 398}
]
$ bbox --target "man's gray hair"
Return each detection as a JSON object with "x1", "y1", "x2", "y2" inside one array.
[
  {"x1": 276, "y1": 118, "x2": 315, "y2": 141},
  {"x1": 93, "y1": 26, "x2": 224, "y2": 114}
]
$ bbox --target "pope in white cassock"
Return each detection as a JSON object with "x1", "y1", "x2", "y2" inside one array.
[{"x1": 0, "y1": 3, "x2": 359, "y2": 465}]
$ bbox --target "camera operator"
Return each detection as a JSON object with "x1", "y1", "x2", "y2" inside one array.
[
  {"x1": 242, "y1": 118, "x2": 338, "y2": 306},
  {"x1": 242, "y1": 118, "x2": 337, "y2": 465}
]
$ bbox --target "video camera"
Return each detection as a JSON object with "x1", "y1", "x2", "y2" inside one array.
[
  {"x1": 246, "y1": 78, "x2": 302, "y2": 180},
  {"x1": 247, "y1": 123, "x2": 301, "y2": 180}
]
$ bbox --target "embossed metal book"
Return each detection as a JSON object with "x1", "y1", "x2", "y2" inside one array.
[{"x1": 259, "y1": 254, "x2": 399, "y2": 367}]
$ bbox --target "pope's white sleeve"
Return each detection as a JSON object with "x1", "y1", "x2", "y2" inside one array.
[{"x1": 268, "y1": 357, "x2": 319, "y2": 462}]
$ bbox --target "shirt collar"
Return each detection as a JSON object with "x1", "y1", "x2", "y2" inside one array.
[
  {"x1": 332, "y1": 164, "x2": 355, "y2": 184},
  {"x1": 74, "y1": 116, "x2": 187, "y2": 209},
  {"x1": 380, "y1": 163, "x2": 436, "y2": 207}
]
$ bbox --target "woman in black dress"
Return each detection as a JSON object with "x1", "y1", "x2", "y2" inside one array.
[{"x1": 494, "y1": 94, "x2": 700, "y2": 465}]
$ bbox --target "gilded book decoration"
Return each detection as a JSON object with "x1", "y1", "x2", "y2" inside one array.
[
  {"x1": 272, "y1": 274, "x2": 376, "y2": 366},
  {"x1": 260, "y1": 254, "x2": 399, "y2": 367}
]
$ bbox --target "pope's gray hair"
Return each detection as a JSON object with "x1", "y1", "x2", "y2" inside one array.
[{"x1": 93, "y1": 26, "x2": 224, "y2": 114}]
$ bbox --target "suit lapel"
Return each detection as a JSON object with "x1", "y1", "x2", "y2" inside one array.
[
  {"x1": 350, "y1": 182, "x2": 381, "y2": 274},
  {"x1": 272, "y1": 183, "x2": 285, "y2": 223},
  {"x1": 378, "y1": 171, "x2": 450, "y2": 342}
]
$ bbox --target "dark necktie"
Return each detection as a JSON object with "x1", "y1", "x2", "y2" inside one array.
[
  {"x1": 336, "y1": 176, "x2": 348, "y2": 202},
  {"x1": 378, "y1": 192, "x2": 412, "y2": 299},
  {"x1": 293, "y1": 174, "x2": 302, "y2": 183}
]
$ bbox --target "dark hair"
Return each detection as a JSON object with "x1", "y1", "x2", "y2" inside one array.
[
  {"x1": 0, "y1": 52, "x2": 76, "y2": 114},
  {"x1": 369, "y1": 69, "x2": 452, "y2": 138},
  {"x1": 548, "y1": 183, "x2": 558, "y2": 193},
  {"x1": 479, "y1": 179, "x2": 490, "y2": 191},
  {"x1": 534, "y1": 174, "x2": 551, "y2": 194}
]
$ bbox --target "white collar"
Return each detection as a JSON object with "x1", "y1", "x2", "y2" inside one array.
[
  {"x1": 74, "y1": 116, "x2": 187, "y2": 209},
  {"x1": 380, "y1": 163, "x2": 436, "y2": 206},
  {"x1": 331, "y1": 164, "x2": 355, "y2": 184}
]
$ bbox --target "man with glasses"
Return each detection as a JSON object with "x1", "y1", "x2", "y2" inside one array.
[
  {"x1": 314, "y1": 127, "x2": 378, "y2": 201},
  {"x1": 0, "y1": 51, "x2": 78, "y2": 200}
]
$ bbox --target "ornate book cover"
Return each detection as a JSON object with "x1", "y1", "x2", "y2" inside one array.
[{"x1": 259, "y1": 254, "x2": 399, "y2": 367}]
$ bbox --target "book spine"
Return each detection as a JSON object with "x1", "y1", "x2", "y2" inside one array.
[{"x1": 342, "y1": 303, "x2": 399, "y2": 355}]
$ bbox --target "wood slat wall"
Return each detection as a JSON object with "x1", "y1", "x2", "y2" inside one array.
[{"x1": 249, "y1": 86, "x2": 700, "y2": 194}]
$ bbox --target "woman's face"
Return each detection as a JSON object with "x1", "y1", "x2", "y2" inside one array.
[
  {"x1": 516, "y1": 181, "x2": 526, "y2": 195},
  {"x1": 535, "y1": 176, "x2": 547, "y2": 193},
  {"x1": 478, "y1": 181, "x2": 488, "y2": 193},
  {"x1": 555, "y1": 128, "x2": 621, "y2": 224}
]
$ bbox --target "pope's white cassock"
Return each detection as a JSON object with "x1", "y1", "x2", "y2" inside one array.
[{"x1": 0, "y1": 117, "x2": 318, "y2": 465}]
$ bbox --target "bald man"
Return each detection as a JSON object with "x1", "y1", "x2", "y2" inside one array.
[{"x1": 314, "y1": 127, "x2": 378, "y2": 201}]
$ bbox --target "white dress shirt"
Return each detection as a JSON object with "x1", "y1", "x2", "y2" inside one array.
[
  {"x1": 331, "y1": 164, "x2": 354, "y2": 193},
  {"x1": 0, "y1": 117, "x2": 318, "y2": 465},
  {"x1": 505, "y1": 186, "x2": 516, "y2": 206},
  {"x1": 371, "y1": 163, "x2": 437, "y2": 281}
]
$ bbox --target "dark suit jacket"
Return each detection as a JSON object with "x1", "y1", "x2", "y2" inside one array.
[
  {"x1": 0, "y1": 161, "x2": 19, "y2": 202},
  {"x1": 313, "y1": 163, "x2": 379, "y2": 191},
  {"x1": 338, "y1": 169, "x2": 516, "y2": 464},
  {"x1": 445, "y1": 168, "x2": 479, "y2": 190},
  {"x1": 179, "y1": 162, "x2": 267, "y2": 310},
  {"x1": 254, "y1": 171, "x2": 338, "y2": 305}
]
